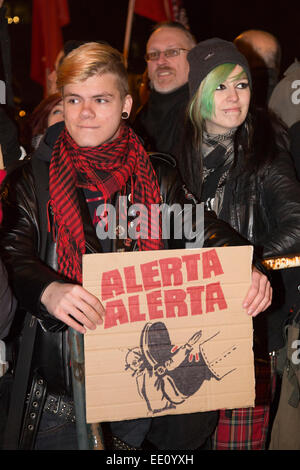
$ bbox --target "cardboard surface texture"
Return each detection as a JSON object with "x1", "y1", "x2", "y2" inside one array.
[{"x1": 83, "y1": 246, "x2": 255, "y2": 424}]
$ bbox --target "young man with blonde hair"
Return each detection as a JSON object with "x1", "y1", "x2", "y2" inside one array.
[{"x1": 0, "y1": 41, "x2": 271, "y2": 450}]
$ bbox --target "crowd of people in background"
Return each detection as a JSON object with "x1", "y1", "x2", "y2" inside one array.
[{"x1": 0, "y1": 15, "x2": 299, "y2": 452}]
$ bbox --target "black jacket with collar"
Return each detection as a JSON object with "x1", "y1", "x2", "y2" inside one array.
[
  {"x1": 0, "y1": 121, "x2": 249, "y2": 394},
  {"x1": 133, "y1": 83, "x2": 189, "y2": 157},
  {"x1": 207, "y1": 114, "x2": 300, "y2": 351}
]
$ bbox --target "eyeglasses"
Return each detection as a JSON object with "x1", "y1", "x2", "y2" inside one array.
[{"x1": 145, "y1": 48, "x2": 190, "y2": 62}]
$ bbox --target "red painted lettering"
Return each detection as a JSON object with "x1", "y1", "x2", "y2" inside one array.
[
  {"x1": 182, "y1": 254, "x2": 201, "y2": 281},
  {"x1": 164, "y1": 289, "x2": 188, "y2": 317},
  {"x1": 104, "y1": 299, "x2": 129, "y2": 329},
  {"x1": 202, "y1": 249, "x2": 224, "y2": 279},
  {"x1": 140, "y1": 261, "x2": 161, "y2": 291},
  {"x1": 206, "y1": 282, "x2": 227, "y2": 312},
  {"x1": 101, "y1": 269, "x2": 124, "y2": 301},
  {"x1": 128, "y1": 295, "x2": 146, "y2": 322},
  {"x1": 124, "y1": 266, "x2": 143, "y2": 294},
  {"x1": 186, "y1": 285, "x2": 205, "y2": 315},
  {"x1": 159, "y1": 257, "x2": 183, "y2": 286},
  {"x1": 147, "y1": 290, "x2": 164, "y2": 320}
]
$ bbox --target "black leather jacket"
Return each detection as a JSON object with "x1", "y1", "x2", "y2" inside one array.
[
  {"x1": 0, "y1": 258, "x2": 16, "y2": 339},
  {"x1": 219, "y1": 148, "x2": 300, "y2": 260},
  {"x1": 0, "y1": 122, "x2": 250, "y2": 394}
]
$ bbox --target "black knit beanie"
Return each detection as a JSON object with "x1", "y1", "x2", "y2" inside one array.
[{"x1": 187, "y1": 38, "x2": 252, "y2": 97}]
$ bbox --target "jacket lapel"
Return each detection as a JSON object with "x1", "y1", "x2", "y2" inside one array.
[{"x1": 77, "y1": 188, "x2": 103, "y2": 254}]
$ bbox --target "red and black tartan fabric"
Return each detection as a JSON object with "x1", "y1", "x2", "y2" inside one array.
[
  {"x1": 212, "y1": 406, "x2": 270, "y2": 450},
  {"x1": 212, "y1": 357, "x2": 277, "y2": 450},
  {"x1": 49, "y1": 124, "x2": 163, "y2": 283}
]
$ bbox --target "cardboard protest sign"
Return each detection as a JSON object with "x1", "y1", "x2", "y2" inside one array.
[{"x1": 83, "y1": 246, "x2": 255, "y2": 423}]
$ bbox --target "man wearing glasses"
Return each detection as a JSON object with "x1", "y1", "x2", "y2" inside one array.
[{"x1": 134, "y1": 22, "x2": 196, "y2": 157}]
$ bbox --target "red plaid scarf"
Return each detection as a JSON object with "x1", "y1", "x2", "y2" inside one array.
[{"x1": 49, "y1": 124, "x2": 163, "y2": 283}]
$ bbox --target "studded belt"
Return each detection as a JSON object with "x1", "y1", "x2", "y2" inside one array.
[
  {"x1": 44, "y1": 393, "x2": 76, "y2": 423},
  {"x1": 19, "y1": 373, "x2": 47, "y2": 449},
  {"x1": 19, "y1": 374, "x2": 76, "y2": 450}
]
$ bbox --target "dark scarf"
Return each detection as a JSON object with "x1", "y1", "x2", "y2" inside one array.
[
  {"x1": 49, "y1": 124, "x2": 163, "y2": 283},
  {"x1": 136, "y1": 83, "x2": 189, "y2": 155},
  {"x1": 201, "y1": 128, "x2": 236, "y2": 215}
]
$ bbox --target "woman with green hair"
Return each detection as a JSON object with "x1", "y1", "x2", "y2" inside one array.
[{"x1": 178, "y1": 38, "x2": 300, "y2": 450}]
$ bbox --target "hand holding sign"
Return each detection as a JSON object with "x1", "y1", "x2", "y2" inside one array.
[
  {"x1": 41, "y1": 281, "x2": 105, "y2": 333},
  {"x1": 41, "y1": 251, "x2": 271, "y2": 334},
  {"x1": 243, "y1": 266, "x2": 272, "y2": 317}
]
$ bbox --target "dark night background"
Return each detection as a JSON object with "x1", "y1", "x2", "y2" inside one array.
[{"x1": 4, "y1": 0, "x2": 300, "y2": 120}]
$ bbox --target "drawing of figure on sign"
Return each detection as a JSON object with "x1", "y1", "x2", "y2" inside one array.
[{"x1": 125, "y1": 321, "x2": 237, "y2": 414}]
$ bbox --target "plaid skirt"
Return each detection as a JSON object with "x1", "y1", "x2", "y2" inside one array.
[{"x1": 212, "y1": 356, "x2": 277, "y2": 450}]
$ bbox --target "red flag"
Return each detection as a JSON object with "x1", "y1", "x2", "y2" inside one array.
[
  {"x1": 134, "y1": 0, "x2": 169, "y2": 22},
  {"x1": 134, "y1": 0, "x2": 189, "y2": 27},
  {"x1": 31, "y1": 0, "x2": 70, "y2": 88}
]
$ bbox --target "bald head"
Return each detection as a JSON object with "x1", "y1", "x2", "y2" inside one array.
[{"x1": 234, "y1": 30, "x2": 281, "y2": 72}]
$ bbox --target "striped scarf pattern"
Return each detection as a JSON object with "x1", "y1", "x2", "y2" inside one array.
[{"x1": 49, "y1": 125, "x2": 163, "y2": 283}]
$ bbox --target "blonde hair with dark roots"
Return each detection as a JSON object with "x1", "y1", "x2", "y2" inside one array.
[{"x1": 56, "y1": 42, "x2": 129, "y2": 98}]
